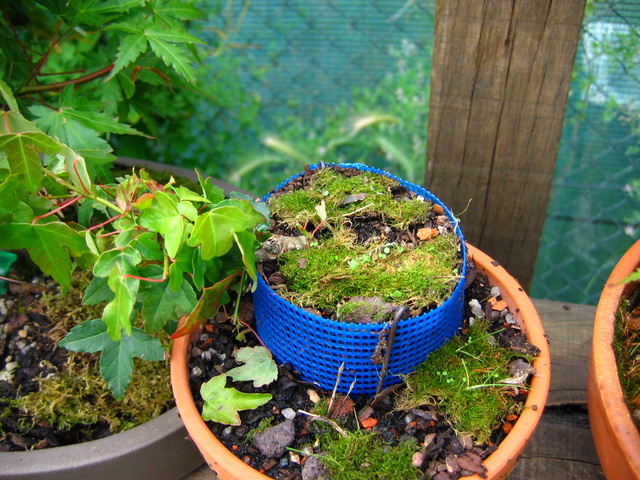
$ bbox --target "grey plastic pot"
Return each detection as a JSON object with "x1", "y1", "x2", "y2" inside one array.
[
  {"x1": 0, "y1": 158, "x2": 244, "y2": 480},
  {"x1": 0, "y1": 407, "x2": 203, "y2": 480}
]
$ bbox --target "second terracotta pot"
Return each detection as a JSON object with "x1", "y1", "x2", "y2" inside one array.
[
  {"x1": 170, "y1": 244, "x2": 551, "y2": 480},
  {"x1": 588, "y1": 239, "x2": 640, "y2": 479}
]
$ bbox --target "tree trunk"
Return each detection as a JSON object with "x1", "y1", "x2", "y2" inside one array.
[{"x1": 425, "y1": 0, "x2": 585, "y2": 289}]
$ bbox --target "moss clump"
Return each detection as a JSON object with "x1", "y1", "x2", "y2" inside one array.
[
  {"x1": 20, "y1": 353, "x2": 172, "y2": 433},
  {"x1": 278, "y1": 231, "x2": 460, "y2": 316},
  {"x1": 320, "y1": 430, "x2": 422, "y2": 480},
  {"x1": 269, "y1": 166, "x2": 461, "y2": 317},
  {"x1": 269, "y1": 167, "x2": 432, "y2": 231},
  {"x1": 397, "y1": 319, "x2": 527, "y2": 443},
  {"x1": 615, "y1": 299, "x2": 640, "y2": 426}
]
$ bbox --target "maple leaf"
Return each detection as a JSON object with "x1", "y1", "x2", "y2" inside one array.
[
  {"x1": 0, "y1": 111, "x2": 61, "y2": 193},
  {"x1": 0, "y1": 221, "x2": 88, "y2": 290}
]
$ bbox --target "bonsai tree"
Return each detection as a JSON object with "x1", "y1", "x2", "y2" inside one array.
[{"x1": 0, "y1": 0, "x2": 267, "y2": 399}]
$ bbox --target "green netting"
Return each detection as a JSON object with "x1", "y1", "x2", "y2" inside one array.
[
  {"x1": 188, "y1": 0, "x2": 639, "y2": 305},
  {"x1": 530, "y1": 0, "x2": 640, "y2": 305}
]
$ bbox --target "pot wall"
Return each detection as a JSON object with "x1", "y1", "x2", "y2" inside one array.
[
  {"x1": 588, "y1": 239, "x2": 640, "y2": 480},
  {"x1": 0, "y1": 407, "x2": 203, "y2": 480},
  {"x1": 171, "y1": 244, "x2": 551, "y2": 480}
]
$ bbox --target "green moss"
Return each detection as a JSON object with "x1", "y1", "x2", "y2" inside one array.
[
  {"x1": 269, "y1": 166, "x2": 461, "y2": 317},
  {"x1": 614, "y1": 298, "x2": 640, "y2": 424},
  {"x1": 16, "y1": 273, "x2": 173, "y2": 434},
  {"x1": 246, "y1": 416, "x2": 275, "y2": 441},
  {"x1": 397, "y1": 319, "x2": 527, "y2": 443},
  {"x1": 269, "y1": 167, "x2": 432, "y2": 231},
  {"x1": 278, "y1": 233, "x2": 460, "y2": 316},
  {"x1": 320, "y1": 430, "x2": 422, "y2": 480}
]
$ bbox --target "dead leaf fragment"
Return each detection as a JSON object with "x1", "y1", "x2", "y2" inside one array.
[
  {"x1": 341, "y1": 193, "x2": 367, "y2": 205},
  {"x1": 417, "y1": 227, "x2": 438, "y2": 241},
  {"x1": 488, "y1": 297, "x2": 508, "y2": 311},
  {"x1": 432, "y1": 204, "x2": 445, "y2": 215}
]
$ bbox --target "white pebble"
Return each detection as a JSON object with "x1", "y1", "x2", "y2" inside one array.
[
  {"x1": 491, "y1": 286, "x2": 501, "y2": 298},
  {"x1": 281, "y1": 408, "x2": 296, "y2": 420},
  {"x1": 190, "y1": 366, "x2": 203, "y2": 377},
  {"x1": 468, "y1": 299, "x2": 484, "y2": 318}
]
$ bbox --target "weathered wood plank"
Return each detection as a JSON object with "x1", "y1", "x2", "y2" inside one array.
[
  {"x1": 533, "y1": 299, "x2": 595, "y2": 406},
  {"x1": 510, "y1": 406, "x2": 605, "y2": 479},
  {"x1": 425, "y1": 0, "x2": 586, "y2": 289}
]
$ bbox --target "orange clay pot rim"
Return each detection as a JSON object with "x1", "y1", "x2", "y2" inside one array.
[
  {"x1": 591, "y1": 240, "x2": 640, "y2": 454},
  {"x1": 170, "y1": 243, "x2": 550, "y2": 480}
]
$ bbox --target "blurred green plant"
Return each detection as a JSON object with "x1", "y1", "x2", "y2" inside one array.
[{"x1": 231, "y1": 39, "x2": 431, "y2": 193}]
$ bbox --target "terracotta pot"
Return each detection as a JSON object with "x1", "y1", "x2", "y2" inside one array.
[
  {"x1": 170, "y1": 244, "x2": 550, "y2": 480},
  {"x1": 588, "y1": 239, "x2": 640, "y2": 479}
]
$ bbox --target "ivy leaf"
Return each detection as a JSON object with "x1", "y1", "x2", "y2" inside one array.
[
  {"x1": 198, "y1": 171, "x2": 225, "y2": 203},
  {"x1": 93, "y1": 246, "x2": 142, "y2": 277},
  {"x1": 61, "y1": 319, "x2": 165, "y2": 400},
  {"x1": 0, "y1": 111, "x2": 61, "y2": 193},
  {"x1": 58, "y1": 145, "x2": 94, "y2": 195},
  {"x1": 171, "y1": 272, "x2": 238, "y2": 338},
  {"x1": 141, "y1": 278, "x2": 197, "y2": 333},
  {"x1": 0, "y1": 174, "x2": 37, "y2": 223},
  {"x1": 83, "y1": 276, "x2": 115, "y2": 305},
  {"x1": 233, "y1": 231, "x2": 259, "y2": 284},
  {"x1": 187, "y1": 202, "x2": 266, "y2": 260},
  {"x1": 138, "y1": 191, "x2": 185, "y2": 258},
  {"x1": 102, "y1": 263, "x2": 139, "y2": 340},
  {"x1": 59, "y1": 318, "x2": 113, "y2": 352},
  {"x1": 226, "y1": 346, "x2": 278, "y2": 388},
  {"x1": 0, "y1": 221, "x2": 86, "y2": 290},
  {"x1": 100, "y1": 328, "x2": 166, "y2": 400},
  {"x1": 200, "y1": 375, "x2": 272, "y2": 425}
]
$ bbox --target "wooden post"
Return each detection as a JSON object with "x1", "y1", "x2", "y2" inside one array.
[{"x1": 425, "y1": 0, "x2": 585, "y2": 289}]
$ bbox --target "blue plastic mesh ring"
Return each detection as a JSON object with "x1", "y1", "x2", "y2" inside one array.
[{"x1": 254, "y1": 163, "x2": 467, "y2": 394}]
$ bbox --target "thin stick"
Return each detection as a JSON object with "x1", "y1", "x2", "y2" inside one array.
[
  {"x1": 375, "y1": 306, "x2": 409, "y2": 396},
  {"x1": 327, "y1": 362, "x2": 345, "y2": 415},
  {"x1": 298, "y1": 410, "x2": 348, "y2": 438}
]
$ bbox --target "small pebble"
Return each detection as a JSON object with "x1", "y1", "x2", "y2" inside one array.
[
  {"x1": 468, "y1": 299, "x2": 484, "y2": 318},
  {"x1": 201, "y1": 350, "x2": 212, "y2": 361},
  {"x1": 17, "y1": 329, "x2": 28, "y2": 338},
  {"x1": 412, "y1": 450, "x2": 427, "y2": 467},
  {"x1": 222, "y1": 426, "x2": 233, "y2": 437},
  {"x1": 281, "y1": 408, "x2": 296, "y2": 420},
  {"x1": 307, "y1": 389, "x2": 321, "y2": 403},
  {"x1": 289, "y1": 452, "x2": 301, "y2": 464},
  {"x1": 190, "y1": 366, "x2": 202, "y2": 377},
  {"x1": 490, "y1": 286, "x2": 501, "y2": 298},
  {"x1": 300, "y1": 445, "x2": 314, "y2": 457}
]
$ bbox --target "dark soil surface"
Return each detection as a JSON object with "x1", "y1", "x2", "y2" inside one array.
[
  {"x1": 186, "y1": 165, "x2": 540, "y2": 480},
  {"x1": 187, "y1": 263, "x2": 539, "y2": 480}
]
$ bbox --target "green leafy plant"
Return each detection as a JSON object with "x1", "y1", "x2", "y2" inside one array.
[
  {"x1": 200, "y1": 346, "x2": 277, "y2": 425},
  {"x1": 0, "y1": 1, "x2": 268, "y2": 399}
]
